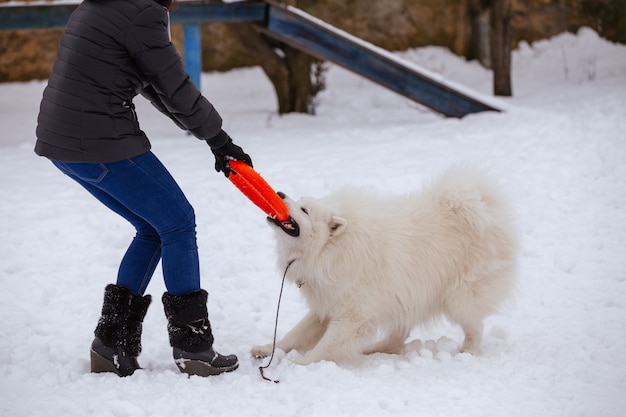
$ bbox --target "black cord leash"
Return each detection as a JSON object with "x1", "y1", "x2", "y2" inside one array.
[{"x1": 259, "y1": 260, "x2": 294, "y2": 383}]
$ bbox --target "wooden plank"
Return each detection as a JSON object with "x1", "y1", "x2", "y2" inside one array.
[
  {"x1": 262, "y1": 3, "x2": 499, "y2": 117},
  {"x1": 0, "y1": 4, "x2": 77, "y2": 30},
  {"x1": 0, "y1": 2, "x2": 266, "y2": 31},
  {"x1": 173, "y1": 1, "x2": 266, "y2": 25}
]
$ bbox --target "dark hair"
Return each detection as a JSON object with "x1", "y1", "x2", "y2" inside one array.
[{"x1": 156, "y1": 0, "x2": 178, "y2": 11}]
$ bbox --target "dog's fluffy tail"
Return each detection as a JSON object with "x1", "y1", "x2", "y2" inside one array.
[{"x1": 429, "y1": 166, "x2": 512, "y2": 232}]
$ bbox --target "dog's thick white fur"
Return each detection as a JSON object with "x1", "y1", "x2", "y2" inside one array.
[{"x1": 252, "y1": 167, "x2": 518, "y2": 366}]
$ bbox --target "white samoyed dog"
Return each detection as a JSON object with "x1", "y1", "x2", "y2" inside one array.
[{"x1": 251, "y1": 167, "x2": 518, "y2": 366}]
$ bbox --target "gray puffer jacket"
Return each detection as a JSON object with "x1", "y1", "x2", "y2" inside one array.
[{"x1": 35, "y1": 0, "x2": 225, "y2": 163}]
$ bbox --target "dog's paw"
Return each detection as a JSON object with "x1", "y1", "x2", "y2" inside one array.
[{"x1": 250, "y1": 344, "x2": 274, "y2": 359}]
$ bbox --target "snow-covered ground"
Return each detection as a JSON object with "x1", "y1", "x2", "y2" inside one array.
[{"x1": 1, "y1": 27, "x2": 625, "y2": 417}]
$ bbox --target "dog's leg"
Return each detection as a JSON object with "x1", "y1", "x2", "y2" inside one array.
[
  {"x1": 251, "y1": 312, "x2": 327, "y2": 359},
  {"x1": 294, "y1": 319, "x2": 374, "y2": 366},
  {"x1": 445, "y1": 285, "x2": 489, "y2": 355},
  {"x1": 459, "y1": 321, "x2": 483, "y2": 355}
]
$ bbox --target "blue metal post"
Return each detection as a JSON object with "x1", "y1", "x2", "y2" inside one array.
[{"x1": 183, "y1": 24, "x2": 202, "y2": 90}]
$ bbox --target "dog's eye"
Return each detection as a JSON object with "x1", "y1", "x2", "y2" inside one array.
[{"x1": 301, "y1": 207, "x2": 308, "y2": 215}]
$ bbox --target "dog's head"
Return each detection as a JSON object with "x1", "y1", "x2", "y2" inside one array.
[{"x1": 267, "y1": 192, "x2": 347, "y2": 260}]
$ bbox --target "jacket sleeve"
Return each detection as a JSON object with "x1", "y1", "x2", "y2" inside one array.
[
  {"x1": 124, "y1": 4, "x2": 226, "y2": 147},
  {"x1": 140, "y1": 84, "x2": 187, "y2": 130}
]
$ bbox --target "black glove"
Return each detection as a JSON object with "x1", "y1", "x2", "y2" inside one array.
[{"x1": 208, "y1": 130, "x2": 253, "y2": 177}]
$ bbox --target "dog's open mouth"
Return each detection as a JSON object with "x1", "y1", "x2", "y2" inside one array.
[{"x1": 268, "y1": 215, "x2": 300, "y2": 237}]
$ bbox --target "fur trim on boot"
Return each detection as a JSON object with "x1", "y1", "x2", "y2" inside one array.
[
  {"x1": 162, "y1": 290, "x2": 238, "y2": 376},
  {"x1": 90, "y1": 284, "x2": 151, "y2": 377}
]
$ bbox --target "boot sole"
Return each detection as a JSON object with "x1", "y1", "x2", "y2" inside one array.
[
  {"x1": 90, "y1": 349, "x2": 123, "y2": 376},
  {"x1": 93, "y1": 348, "x2": 238, "y2": 377},
  {"x1": 175, "y1": 358, "x2": 239, "y2": 377},
  {"x1": 90, "y1": 349, "x2": 139, "y2": 377}
]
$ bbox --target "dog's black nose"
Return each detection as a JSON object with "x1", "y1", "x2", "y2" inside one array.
[{"x1": 277, "y1": 191, "x2": 286, "y2": 199}]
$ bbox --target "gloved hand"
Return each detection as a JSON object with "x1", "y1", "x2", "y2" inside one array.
[{"x1": 208, "y1": 130, "x2": 253, "y2": 177}]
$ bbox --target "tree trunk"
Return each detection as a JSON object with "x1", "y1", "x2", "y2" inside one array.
[
  {"x1": 284, "y1": 46, "x2": 314, "y2": 113},
  {"x1": 468, "y1": 0, "x2": 492, "y2": 68},
  {"x1": 490, "y1": 0, "x2": 512, "y2": 96},
  {"x1": 227, "y1": 23, "x2": 313, "y2": 114}
]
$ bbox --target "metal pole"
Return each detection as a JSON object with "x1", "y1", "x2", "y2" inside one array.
[{"x1": 183, "y1": 24, "x2": 202, "y2": 89}]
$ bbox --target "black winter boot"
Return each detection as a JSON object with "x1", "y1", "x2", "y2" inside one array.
[
  {"x1": 162, "y1": 290, "x2": 238, "y2": 376},
  {"x1": 90, "y1": 284, "x2": 152, "y2": 377}
]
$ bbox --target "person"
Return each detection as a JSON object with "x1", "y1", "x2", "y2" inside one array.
[{"x1": 35, "y1": 0, "x2": 252, "y2": 377}]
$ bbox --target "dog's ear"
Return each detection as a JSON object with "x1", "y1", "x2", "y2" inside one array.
[{"x1": 329, "y1": 215, "x2": 347, "y2": 237}]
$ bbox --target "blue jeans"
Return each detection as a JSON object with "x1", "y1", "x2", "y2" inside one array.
[{"x1": 52, "y1": 151, "x2": 201, "y2": 296}]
